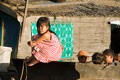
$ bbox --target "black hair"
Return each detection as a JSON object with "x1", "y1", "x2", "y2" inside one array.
[
  {"x1": 92, "y1": 52, "x2": 104, "y2": 64},
  {"x1": 36, "y1": 17, "x2": 56, "y2": 35},
  {"x1": 37, "y1": 17, "x2": 50, "y2": 28},
  {"x1": 103, "y1": 49, "x2": 115, "y2": 57}
]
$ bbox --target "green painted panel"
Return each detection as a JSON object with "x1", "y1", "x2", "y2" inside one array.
[{"x1": 31, "y1": 22, "x2": 74, "y2": 58}]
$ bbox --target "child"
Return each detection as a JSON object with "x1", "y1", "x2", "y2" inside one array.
[
  {"x1": 103, "y1": 49, "x2": 115, "y2": 66},
  {"x1": 77, "y1": 50, "x2": 87, "y2": 63},
  {"x1": 77, "y1": 50, "x2": 92, "y2": 63},
  {"x1": 113, "y1": 53, "x2": 120, "y2": 62},
  {"x1": 27, "y1": 17, "x2": 63, "y2": 66},
  {"x1": 92, "y1": 52, "x2": 104, "y2": 64},
  {"x1": 77, "y1": 51, "x2": 104, "y2": 64},
  {"x1": 117, "y1": 53, "x2": 120, "y2": 61}
]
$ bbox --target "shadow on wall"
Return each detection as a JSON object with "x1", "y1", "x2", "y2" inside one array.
[{"x1": 12, "y1": 59, "x2": 80, "y2": 80}]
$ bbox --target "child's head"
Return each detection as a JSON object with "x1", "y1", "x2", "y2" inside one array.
[
  {"x1": 37, "y1": 17, "x2": 51, "y2": 34},
  {"x1": 78, "y1": 56, "x2": 87, "y2": 63},
  {"x1": 77, "y1": 50, "x2": 87, "y2": 63},
  {"x1": 92, "y1": 52, "x2": 104, "y2": 64},
  {"x1": 118, "y1": 53, "x2": 120, "y2": 61},
  {"x1": 103, "y1": 49, "x2": 115, "y2": 64}
]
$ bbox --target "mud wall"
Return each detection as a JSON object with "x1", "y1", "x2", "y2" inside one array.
[
  {"x1": 75, "y1": 62, "x2": 120, "y2": 80},
  {"x1": 17, "y1": 16, "x2": 120, "y2": 61}
]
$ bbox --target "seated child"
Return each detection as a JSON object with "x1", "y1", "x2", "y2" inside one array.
[
  {"x1": 103, "y1": 49, "x2": 116, "y2": 66},
  {"x1": 77, "y1": 50, "x2": 92, "y2": 63},
  {"x1": 77, "y1": 51, "x2": 104, "y2": 64},
  {"x1": 92, "y1": 52, "x2": 104, "y2": 64},
  {"x1": 77, "y1": 50, "x2": 87, "y2": 63},
  {"x1": 113, "y1": 53, "x2": 120, "y2": 62},
  {"x1": 27, "y1": 17, "x2": 63, "y2": 66},
  {"x1": 117, "y1": 53, "x2": 120, "y2": 61}
]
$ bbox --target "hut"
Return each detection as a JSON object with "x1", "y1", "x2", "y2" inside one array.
[
  {"x1": 0, "y1": 0, "x2": 120, "y2": 61},
  {"x1": 0, "y1": 0, "x2": 120, "y2": 80}
]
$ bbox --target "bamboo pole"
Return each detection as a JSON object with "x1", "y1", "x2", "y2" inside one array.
[{"x1": 20, "y1": 0, "x2": 29, "y2": 42}]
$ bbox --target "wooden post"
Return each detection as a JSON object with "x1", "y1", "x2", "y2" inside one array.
[{"x1": 20, "y1": 0, "x2": 29, "y2": 42}]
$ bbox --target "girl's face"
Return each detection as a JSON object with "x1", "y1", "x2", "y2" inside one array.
[{"x1": 38, "y1": 23, "x2": 49, "y2": 34}]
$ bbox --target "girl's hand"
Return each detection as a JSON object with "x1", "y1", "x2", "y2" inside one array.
[
  {"x1": 27, "y1": 41, "x2": 31, "y2": 46},
  {"x1": 27, "y1": 41, "x2": 36, "y2": 47}
]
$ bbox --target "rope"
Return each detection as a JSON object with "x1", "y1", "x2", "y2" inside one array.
[
  {"x1": 20, "y1": 59, "x2": 28, "y2": 80},
  {"x1": 20, "y1": 61, "x2": 24, "y2": 80},
  {"x1": 25, "y1": 60, "x2": 28, "y2": 80}
]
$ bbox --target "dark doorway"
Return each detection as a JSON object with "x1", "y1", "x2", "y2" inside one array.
[{"x1": 111, "y1": 24, "x2": 120, "y2": 54}]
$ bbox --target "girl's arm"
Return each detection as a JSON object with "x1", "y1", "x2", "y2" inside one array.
[
  {"x1": 30, "y1": 33, "x2": 50, "y2": 47},
  {"x1": 27, "y1": 41, "x2": 37, "y2": 47},
  {"x1": 34, "y1": 34, "x2": 47, "y2": 43}
]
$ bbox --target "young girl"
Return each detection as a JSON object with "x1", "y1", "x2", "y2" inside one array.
[{"x1": 27, "y1": 17, "x2": 63, "y2": 66}]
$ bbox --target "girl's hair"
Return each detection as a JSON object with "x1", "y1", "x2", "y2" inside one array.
[
  {"x1": 92, "y1": 52, "x2": 104, "y2": 64},
  {"x1": 37, "y1": 17, "x2": 50, "y2": 29},
  {"x1": 36, "y1": 17, "x2": 56, "y2": 35}
]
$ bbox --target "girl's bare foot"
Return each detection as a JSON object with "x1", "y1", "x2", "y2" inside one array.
[{"x1": 27, "y1": 60, "x2": 39, "y2": 66}]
